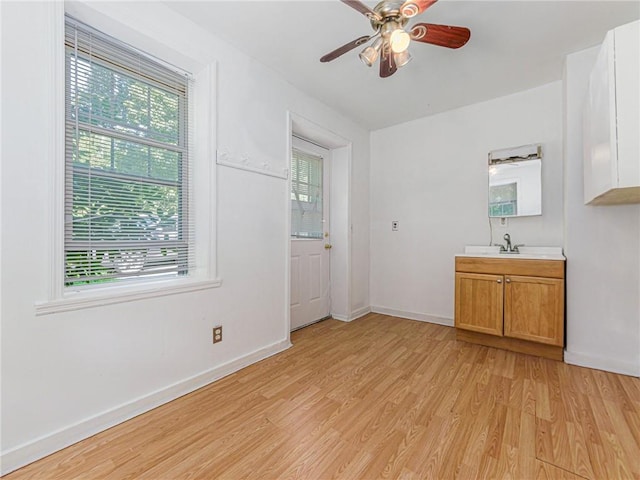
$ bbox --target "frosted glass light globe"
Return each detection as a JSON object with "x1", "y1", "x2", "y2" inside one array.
[{"x1": 390, "y1": 29, "x2": 411, "y2": 53}]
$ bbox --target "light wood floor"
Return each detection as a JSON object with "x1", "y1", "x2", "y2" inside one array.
[{"x1": 5, "y1": 314, "x2": 640, "y2": 479}]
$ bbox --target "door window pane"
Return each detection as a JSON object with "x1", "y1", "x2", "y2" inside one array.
[{"x1": 291, "y1": 148, "x2": 323, "y2": 238}]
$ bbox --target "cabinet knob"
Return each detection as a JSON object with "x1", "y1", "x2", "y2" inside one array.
[
  {"x1": 506, "y1": 278, "x2": 511, "y2": 283},
  {"x1": 497, "y1": 279, "x2": 502, "y2": 284}
]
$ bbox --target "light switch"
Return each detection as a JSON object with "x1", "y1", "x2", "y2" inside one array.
[{"x1": 392, "y1": 221, "x2": 399, "y2": 231}]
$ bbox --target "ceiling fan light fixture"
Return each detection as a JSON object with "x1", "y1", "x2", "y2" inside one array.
[
  {"x1": 359, "y1": 46, "x2": 377, "y2": 67},
  {"x1": 394, "y1": 49, "x2": 412, "y2": 68},
  {"x1": 389, "y1": 28, "x2": 411, "y2": 53},
  {"x1": 359, "y1": 37, "x2": 383, "y2": 67},
  {"x1": 320, "y1": 1, "x2": 471, "y2": 78}
]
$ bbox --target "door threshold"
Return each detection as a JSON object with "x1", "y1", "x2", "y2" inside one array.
[{"x1": 291, "y1": 315, "x2": 332, "y2": 332}]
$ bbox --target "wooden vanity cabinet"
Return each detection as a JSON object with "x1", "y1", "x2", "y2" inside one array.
[{"x1": 454, "y1": 257, "x2": 565, "y2": 360}]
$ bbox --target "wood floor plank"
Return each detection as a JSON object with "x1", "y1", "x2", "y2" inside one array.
[
  {"x1": 517, "y1": 411, "x2": 537, "y2": 479},
  {"x1": 535, "y1": 459, "x2": 585, "y2": 480},
  {"x1": 4, "y1": 314, "x2": 640, "y2": 480},
  {"x1": 566, "y1": 420, "x2": 596, "y2": 479},
  {"x1": 434, "y1": 411, "x2": 476, "y2": 478},
  {"x1": 601, "y1": 398, "x2": 640, "y2": 476}
]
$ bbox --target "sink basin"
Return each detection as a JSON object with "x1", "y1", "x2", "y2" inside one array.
[{"x1": 459, "y1": 245, "x2": 565, "y2": 260}]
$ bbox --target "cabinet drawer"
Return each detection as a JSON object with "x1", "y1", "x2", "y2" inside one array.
[{"x1": 455, "y1": 257, "x2": 564, "y2": 279}]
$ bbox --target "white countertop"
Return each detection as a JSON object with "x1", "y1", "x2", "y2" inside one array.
[{"x1": 456, "y1": 245, "x2": 565, "y2": 261}]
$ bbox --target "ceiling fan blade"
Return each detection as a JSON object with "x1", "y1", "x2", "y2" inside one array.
[
  {"x1": 320, "y1": 35, "x2": 372, "y2": 62},
  {"x1": 410, "y1": 23, "x2": 471, "y2": 49},
  {"x1": 400, "y1": 0, "x2": 438, "y2": 18},
  {"x1": 379, "y1": 44, "x2": 397, "y2": 78},
  {"x1": 341, "y1": 0, "x2": 382, "y2": 21}
]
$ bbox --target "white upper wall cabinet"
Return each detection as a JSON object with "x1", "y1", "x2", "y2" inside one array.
[{"x1": 583, "y1": 20, "x2": 639, "y2": 205}]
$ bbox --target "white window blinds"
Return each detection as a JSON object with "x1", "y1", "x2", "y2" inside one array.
[
  {"x1": 291, "y1": 148, "x2": 323, "y2": 239},
  {"x1": 64, "y1": 16, "x2": 192, "y2": 286}
]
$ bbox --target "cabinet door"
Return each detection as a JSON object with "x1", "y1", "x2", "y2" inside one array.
[
  {"x1": 504, "y1": 275, "x2": 564, "y2": 346},
  {"x1": 584, "y1": 29, "x2": 617, "y2": 204},
  {"x1": 615, "y1": 20, "x2": 640, "y2": 189},
  {"x1": 455, "y1": 272, "x2": 504, "y2": 336}
]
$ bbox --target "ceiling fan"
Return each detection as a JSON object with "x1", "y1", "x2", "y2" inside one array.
[{"x1": 320, "y1": 0, "x2": 470, "y2": 78}]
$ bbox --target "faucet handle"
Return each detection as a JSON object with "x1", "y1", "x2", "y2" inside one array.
[
  {"x1": 493, "y1": 243, "x2": 507, "y2": 252},
  {"x1": 512, "y1": 244, "x2": 525, "y2": 253}
]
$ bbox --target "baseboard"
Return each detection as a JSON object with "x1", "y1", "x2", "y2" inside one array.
[
  {"x1": 331, "y1": 306, "x2": 371, "y2": 323},
  {"x1": 350, "y1": 306, "x2": 371, "y2": 320},
  {"x1": 370, "y1": 306, "x2": 454, "y2": 327},
  {"x1": 0, "y1": 339, "x2": 292, "y2": 476},
  {"x1": 564, "y1": 349, "x2": 640, "y2": 377}
]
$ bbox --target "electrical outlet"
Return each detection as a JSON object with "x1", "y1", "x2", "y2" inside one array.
[
  {"x1": 213, "y1": 326, "x2": 222, "y2": 344},
  {"x1": 392, "y1": 221, "x2": 399, "y2": 231}
]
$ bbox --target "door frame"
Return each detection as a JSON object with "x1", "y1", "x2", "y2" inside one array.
[
  {"x1": 290, "y1": 136, "x2": 331, "y2": 330},
  {"x1": 285, "y1": 111, "x2": 352, "y2": 334}
]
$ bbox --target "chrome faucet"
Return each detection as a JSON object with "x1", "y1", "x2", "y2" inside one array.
[
  {"x1": 504, "y1": 233, "x2": 512, "y2": 252},
  {"x1": 495, "y1": 233, "x2": 525, "y2": 253}
]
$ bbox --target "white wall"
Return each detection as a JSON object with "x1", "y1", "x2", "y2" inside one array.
[
  {"x1": 330, "y1": 146, "x2": 352, "y2": 319},
  {"x1": 0, "y1": 1, "x2": 369, "y2": 473},
  {"x1": 370, "y1": 82, "x2": 563, "y2": 323},
  {"x1": 563, "y1": 47, "x2": 640, "y2": 376}
]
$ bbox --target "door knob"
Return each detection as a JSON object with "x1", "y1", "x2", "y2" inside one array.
[
  {"x1": 324, "y1": 244, "x2": 333, "y2": 250},
  {"x1": 497, "y1": 279, "x2": 502, "y2": 283},
  {"x1": 506, "y1": 278, "x2": 511, "y2": 283}
]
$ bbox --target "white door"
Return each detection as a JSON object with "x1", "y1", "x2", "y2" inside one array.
[{"x1": 290, "y1": 137, "x2": 331, "y2": 331}]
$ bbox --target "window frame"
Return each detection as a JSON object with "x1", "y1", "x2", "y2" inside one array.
[
  {"x1": 36, "y1": 4, "x2": 220, "y2": 316},
  {"x1": 64, "y1": 19, "x2": 191, "y2": 287}
]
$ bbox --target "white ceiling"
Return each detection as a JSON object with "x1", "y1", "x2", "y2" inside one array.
[{"x1": 165, "y1": 0, "x2": 640, "y2": 130}]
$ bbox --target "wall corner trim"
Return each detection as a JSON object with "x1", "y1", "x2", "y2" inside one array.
[
  {"x1": 370, "y1": 306, "x2": 454, "y2": 327},
  {"x1": 0, "y1": 339, "x2": 292, "y2": 476},
  {"x1": 350, "y1": 306, "x2": 372, "y2": 321},
  {"x1": 332, "y1": 306, "x2": 371, "y2": 322}
]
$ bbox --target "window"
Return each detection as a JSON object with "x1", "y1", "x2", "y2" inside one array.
[
  {"x1": 291, "y1": 148, "x2": 323, "y2": 239},
  {"x1": 489, "y1": 182, "x2": 518, "y2": 217},
  {"x1": 64, "y1": 16, "x2": 191, "y2": 286}
]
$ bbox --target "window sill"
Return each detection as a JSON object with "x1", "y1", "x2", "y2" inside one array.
[{"x1": 35, "y1": 277, "x2": 222, "y2": 316}]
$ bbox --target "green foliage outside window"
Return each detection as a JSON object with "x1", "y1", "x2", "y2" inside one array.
[
  {"x1": 489, "y1": 182, "x2": 517, "y2": 217},
  {"x1": 65, "y1": 47, "x2": 187, "y2": 285}
]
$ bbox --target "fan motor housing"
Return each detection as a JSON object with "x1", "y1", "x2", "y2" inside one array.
[{"x1": 371, "y1": 1, "x2": 409, "y2": 30}]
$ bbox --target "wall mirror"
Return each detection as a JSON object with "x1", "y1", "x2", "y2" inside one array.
[{"x1": 488, "y1": 144, "x2": 542, "y2": 218}]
